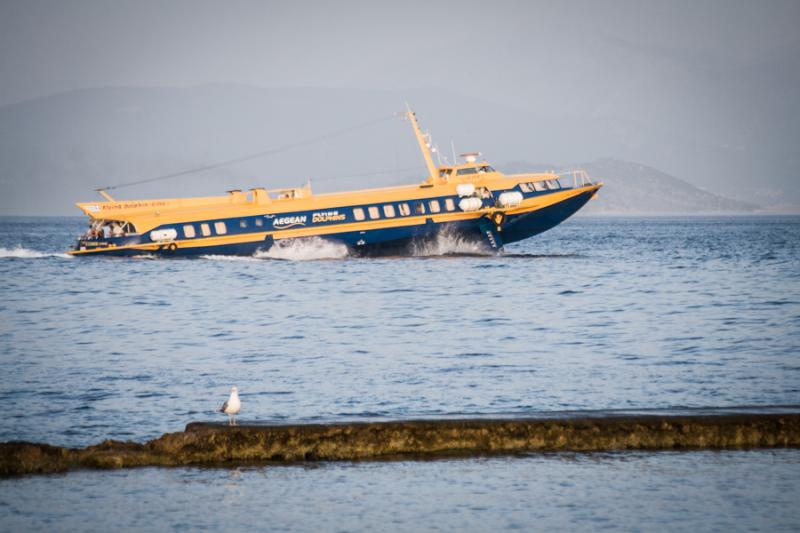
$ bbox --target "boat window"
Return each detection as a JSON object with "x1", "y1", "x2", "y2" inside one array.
[
  {"x1": 255, "y1": 218, "x2": 264, "y2": 227},
  {"x1": 353, "y1": 208, "x2": 365, "y2": 221},
  {"x1": 117, "y1": 222, "x2": 135, "y2": 234},
  {"x1": 445, "y1": 198, "x2": 455, "y2": 211},
  {"x1": 215, "y1": 222, "x2": 227, "y2": 235},
  {"x1": 533, "y1": 181, "x2": 547, "y2": 192},
  {"x1": 383, "y1": 205, "x2": 396, "y2": 217},
  {"x1": 399, "y1": 203, "x2": 411, "y2": 216},
  {"x1": 519, "y1": 183, "x2": 533, "y2": 193},
  {"x1": 200, "y1": 223, "x2": 211, "y2": 237},
  {"x1": 429, "y1": 200, "x2": 441, "y2": 213},
  {"x1": 480, "y1": 165, "x2": 495, "y2": 172},
  {"x1": 368, "y1": 206, "x2": 380, "y2": 219},
  {"x1": 456, "y1": 168, "x2": 478, "y2": 176},
  {"x1": 239, "y1": 219, "x2": 248, "y2": 229},
  {"x1": 546, "y1": 179, "x2": 561, "y2": 190},
  {"x1": 183, "y1": 225, "x2": 196, "y2": 238},
  {"x1": 414, "y1": 202, "x2": 426, "y2": 215}
]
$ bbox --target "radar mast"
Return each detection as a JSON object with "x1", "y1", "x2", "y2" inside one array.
[{"x1": 405, "y1": 104, "x2": 438, "y2": 181}]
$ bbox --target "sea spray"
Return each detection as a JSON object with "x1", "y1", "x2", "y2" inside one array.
[
  {"x1": 255, "y1": 237, "x2": 350, "y2": 261},
  {"x1": 411, "y1": 227, "x2": 493, "y2": 257},
  {"x1": 0, "y1": 246, "x2": 73, "y2": 259}
]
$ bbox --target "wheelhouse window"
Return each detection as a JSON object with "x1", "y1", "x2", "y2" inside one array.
[
  {"x1": 546, "y1": 179, "x2": 561, "y2": 190},
  {"x1": 533, "y1": 181, "x2": 547, "y2": 192},
  {"x1": 200, "y1": 223, "x2": 211, "y2": 236},
  {"x1": 399, "y1": 203, "x2": 411, "y2": 216},
  {"x1": 353, "y1": 208, "x2": 365, "y2": 221},
  {"x1": 439, "y1": 169, "x2": 452, "y2": 179},
  {"x1": 183, "y1": 225, "x2": 196, "y2": 238},
  {"x1": 414, "y1": 202, "x2": 426, "y2": 215},
  {"x1": 240, "y1": 219, "x2": 248, "y2": 228},
  {"x1": 214, "y1": 222, "x2": 227, "y2": 235},
  {"x1": 368, "y1": 206, "x2": 380, "y2": 219},
  {"x1": 478, "y1": 166, "x2": 494, "y2": 173},
  {"x1": 428, "y1": 200, "x2": 441, "y2": 213},
  {"x1": 456, "y1": 167, "x2": 478, "y2": 176},
  {"x1": 383, "y1": 205, "x2": 396, "y2": 217},
  {"x1": 519, "y1": 183, "x2": 533, "y2": 193},
  {"x1": 444, "y1": 198, "x2": 455, "y2": 211}
]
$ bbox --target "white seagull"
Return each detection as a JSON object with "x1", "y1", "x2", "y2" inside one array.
[{"x1": 219, "y1": 386, "x2": 241, "y2": 426}]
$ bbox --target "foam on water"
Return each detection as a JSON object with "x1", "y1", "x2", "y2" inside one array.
[
  {"x1": 200, "y1": 254, "x2": 261, "y2": 262},
  {"x1": 255, "y1": 237, "x2": 350, "y2": 261},
  {"x1": 0, "y1": 246, "x2": 72, "y2": 259},
  {"x1": 411, "y1": 229, "x2": 493, "y2": 257}
]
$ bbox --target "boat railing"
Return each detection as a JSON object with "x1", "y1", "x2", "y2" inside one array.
[
  {"x1": 509, "y1": 169, "x2": 595, "y2": 190},
  {"x1": 555, "y1": 169, "x2": 594, "y2": 189}
]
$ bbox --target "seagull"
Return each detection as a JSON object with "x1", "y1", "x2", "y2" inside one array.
[{"x1": 219, "y1": 386, "x2": 241, "y2": 426}]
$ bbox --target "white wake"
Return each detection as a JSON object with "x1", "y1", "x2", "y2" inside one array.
[
  {"x1": 0, "y1": 246, "x2": 73, "y2": 259},
  {"x1": 199, "y1": 254, "x2": 260, "y2": 262},
  {"x1": 255, "y1": 237, "x2": 350, "y2": 261}
]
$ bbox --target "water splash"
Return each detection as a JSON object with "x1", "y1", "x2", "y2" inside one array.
[
  {"x1": 200, "y1": 254, "x2": 261, "y2": 262},
  {"x1": 0, "y1": 246, "x2": 73, "y2": 259},
  {"x1": 255, "y1": 237, "x2": 350, "y2": 261},
  {"x1": 411, "y1": 228, "x2": 493, "y2": 257}
]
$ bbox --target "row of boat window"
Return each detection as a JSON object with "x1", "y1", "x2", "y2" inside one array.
[
  {"x1": 352, "y1": 198, "x2": 457, "y2": 221},
  {"x1": 180, "y1": 197, "x2": 463, "y2": 238},
  {"x1": 520, "y1": 180, "x2": 562, "y2": 193},
  {"x1": 182, "y1": 218, "x2": 265, "y2": 238}
]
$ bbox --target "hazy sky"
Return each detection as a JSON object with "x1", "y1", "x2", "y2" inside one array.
[
  {"x1": 2, "y1": 0, "x2": 798, "y2": 108},
  {"x1": 1, "y1": 0, "x2": 799, "y2": 213}
]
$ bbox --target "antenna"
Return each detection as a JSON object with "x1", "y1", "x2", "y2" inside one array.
[
  {"x1": 451, "y1": 140, "x2": 457, "y2": 166},
  {"x1": 433, "y1": 144, "x2": 443, "y2": 166}
]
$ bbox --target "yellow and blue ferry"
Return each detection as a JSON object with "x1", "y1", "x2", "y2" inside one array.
[{"x1": 68, "y1": 109, "x2": 601, "y2": 257}]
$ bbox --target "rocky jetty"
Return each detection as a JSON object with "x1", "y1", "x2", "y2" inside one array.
[{"x1": 3, "y1": 411, "x2": 799, "y2": 476}]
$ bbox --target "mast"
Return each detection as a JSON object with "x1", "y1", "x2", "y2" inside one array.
[
  {"x1": 96, "y1": 189, "x2": 116, "y2": 201},
  {"x1": 405, "y1": 104, "x2": 438, "y2": 181}
]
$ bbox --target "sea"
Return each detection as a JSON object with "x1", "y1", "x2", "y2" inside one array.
[{"x1": 0, "y1": 215, "x2": 799, "y2": 532}]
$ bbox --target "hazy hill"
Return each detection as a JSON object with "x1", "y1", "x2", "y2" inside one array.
[
  {"x1": 500, "y1": 159, "x2": 759, "y2": 214},
  {"x1": 0, "y1": 85, "x2": 793, "y2": 215}
]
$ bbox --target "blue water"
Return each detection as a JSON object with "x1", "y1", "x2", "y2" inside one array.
[
  {"x1": 1, "y1": 215, "x2": 799, "y2": 531},
  {"x1": 2, "y1": 451, "x2": 799, "y2": 532}
]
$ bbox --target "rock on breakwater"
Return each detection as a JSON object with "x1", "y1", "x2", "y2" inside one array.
[{"x1": 3, "y1": 411, "x2": 800, "y2": 476}]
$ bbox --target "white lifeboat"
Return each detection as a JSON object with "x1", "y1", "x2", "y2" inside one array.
[
  {"x1": 496, "y1": 191, "x2": 523, "y2": 208},
  {"x1": 150, "y1": 228, "x2": 178, "y2": 242},
  {"x1": 456, "y1": 183, "x2": 476, "y2": 197},
  {"x1": 458, "y1": 197, "x2": 483, "y2": 212}
]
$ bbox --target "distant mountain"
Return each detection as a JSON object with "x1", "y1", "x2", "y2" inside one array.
[
  {"x1": 0, "y1": 85, "x2": 793, "y2": 215},
  {"x1": 499, "y1": 159, "x2": 759, "y2": 214}
]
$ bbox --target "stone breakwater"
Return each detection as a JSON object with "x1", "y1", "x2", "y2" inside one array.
[{"x1": 2, "y1": 412, "x2": 799, "y2": 476}]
